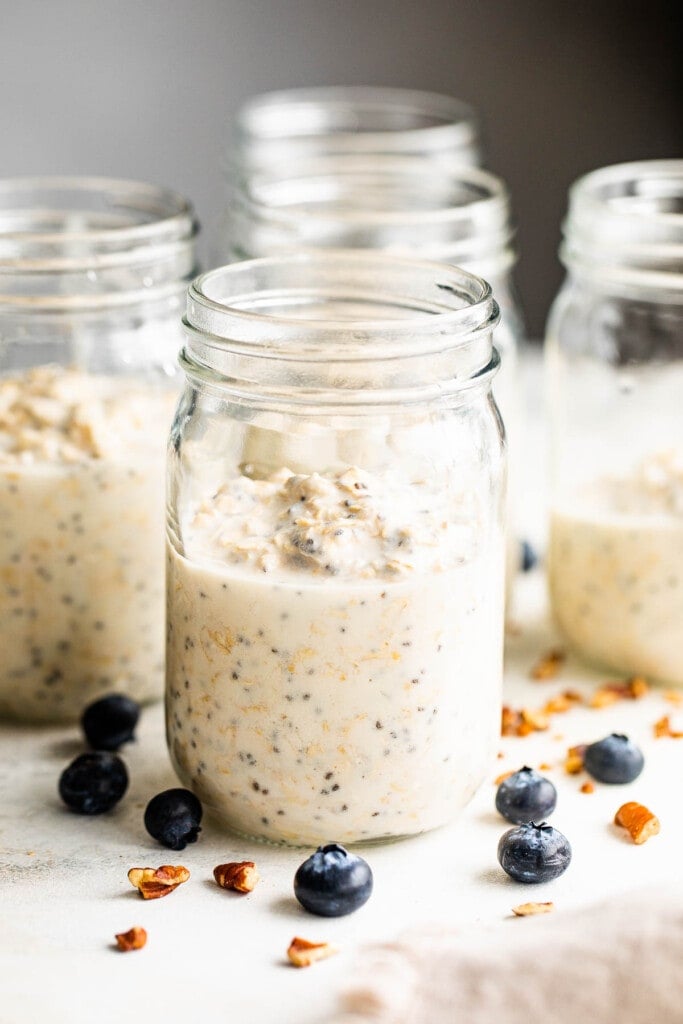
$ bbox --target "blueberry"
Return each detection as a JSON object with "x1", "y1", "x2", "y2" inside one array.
[
  {"x1": 495, "y1": 766, "x2": 557, "y2": 824},
  {"x1": 583, "y1": 733, "x2": 644, "y2": 784},
  {"x1": 144, "y1": 788, "x2": 202, "y2": 850},
  {"x1": 59, "y1": 752, "x2": 128, "y2": 814},
  {"x1": 520, "y1": 540, "x2": 539, "y2": 572},
  {"x1": 497, "y1": 822, "x2": 571, "y2": 883},
  {"x1": 294, "y1": 843, "x2": 373, "y2": 917},
  {"x1": 81, "y1": 694, "x2": 140, "y2": 751}
]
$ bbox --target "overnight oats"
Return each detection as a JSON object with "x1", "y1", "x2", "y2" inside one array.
[
  {"x1": 545, "y1": 161, "x2": 683, "y2": 683},
  {"x1": 0, "y1": 178, "x2": 197, "y2": 720},
  {"x1": 166, "y1": 252, "x2": 506, "y2": 845},
  {"x1": 549, "y1": 453, "x2": 683, "y2": 684}
]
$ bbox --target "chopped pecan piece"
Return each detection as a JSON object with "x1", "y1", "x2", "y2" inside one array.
[
  {"x1": 494, "y1": 769, "x2": 514, "y2": 786},
  {"x1": 521, "y1": 708, "x2": 549, "y2": 732},
  {"x1": 287, "y1": 936, "x2": 338, "y2": 968},
  {"x1": 564, "y1": 743, "x2": 586, "y2": 775},
  {"x1": 512, "y1": 902, "x2": 554, "y2": 917},
  {"x1": 213, "y1": 861, "x2": 260, "y2": 893},
  {"x1": 614, "y1": 802, "x2": 660, "y2": 845},
  {"x1": 542, "y1": 694, "x2": 574, "y2": 715},
  {"x1": 530, "y1": 650, "x2": 565, "y2": 681},
  {"x1": 127, "y1": 865, "x2": 190, "y2": 900},
  {"x1": 580, "y1": 781, "x2": 595, "y2": 794},
  {"x1": 115, "y1": 926, "x2": 147, "y2": 952},
  {"x1": 663, "y1": 689, "x2": 683, "y2": 707},
  {"x1": 501, "y1": 705, "x2": 523, "y2": 736},
  {"x1": 589, "y1": 687, "x2": 621, "y2": 709},
  {"x1": 654, "y1": 714, "x2": 683, "y2": 739}
]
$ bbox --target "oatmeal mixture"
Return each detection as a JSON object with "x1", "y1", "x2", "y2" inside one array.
[
  {"x1": 166, "y1": 465, "x2": 503, "y2": 845},
  {"x1": 549, "y1": 451, "x2": 683, "y2": 685},
  {"x1": 0, "y1": 366, "x2": 174, "y2": 721}
]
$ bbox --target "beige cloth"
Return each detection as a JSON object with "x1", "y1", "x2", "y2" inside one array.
[{"x1": 331, "y1": 891, "x2": 683, "y2": 1024}]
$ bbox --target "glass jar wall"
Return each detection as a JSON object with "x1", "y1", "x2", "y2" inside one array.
[
  {"x1": 0, "y1": 177, "x2": 198, "y2": 721},
  {"x1": 546, "y1": 160, "x2": 683, "y2": 684},
  {"x1": 167, "y1": 251, "x2": 506, "y2": 845}
]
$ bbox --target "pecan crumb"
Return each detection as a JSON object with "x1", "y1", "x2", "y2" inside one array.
[
  {"x1": 589, "y1": 687, "x2": 621, "y2": 709},
  {"x1": 530, "y1": 650, "x2": 565, "y2": 681},
  {"x1": 213, "y1": 861, "x2": 260, "y2": 893},
  {"x1": 564, "y1": 743, "x2": 586, "y2": 775},
  {"x1": 502, "y1": 705, "x2": 549, "y2": 737},
  {"x1": 512, "y1": 902, "x2": 554, "y2": 917},
  {"x1": 580, "y1": 781, "x2": 595, "y2": 794},
  {"x1": 538, "y1": 762, "x2": 553, "y2": 771},
  {"x1": 615, "y1": 802, "x2": 660, "y2": 844},
  {"x1": 287, "y1": 936, "x2": 338, "y2": 968},
  {"x1": 663, "y1": 690, "x2": 683, "y2": 707},
  {"x1": 115, "y1": 926, "x2": 147, "y2": 952},
  {"x1": 127, "y1": 865, "x2": 190, "y2": 900},
  {"x1": 654, "y1": 714, "x2": 683, "y2": 739},
  {"x1": 494, "y1": 769, "x2": 514, "y2": 786}
]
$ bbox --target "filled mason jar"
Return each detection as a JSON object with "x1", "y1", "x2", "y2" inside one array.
[
  {"x1": 219, "y1": 157, "x2": 524, "y2": 594},
  {"x1": 227, "y1": 86, "x2": 482, "y2": 183},
  {"x1": 167, "y1": 251, "x2": 506, "y2": 845},
  {"x1": 546, "y1": 160, "x2": 683, "y2": 684},
  {"x1": 0, "y1": 177, "x2": 198, "y2": 721}
]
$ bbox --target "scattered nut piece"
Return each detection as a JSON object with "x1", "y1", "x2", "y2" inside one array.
[
  {"x1": 497, "y1": 751, "x2": 505, "y2": 760},
  {"x1": 494, "y1": 769, "x2": 514, "y2": 786},
  {"x1": 521, "y1": 708, "x2": 549, "y2": 732},
  {"x1": 287, "y1": 936, "x2": 338, "y2": 968},
  {"x1": 663, "y1": 690, "x2": 683, "y2": 707},
  {"x1": 614, "y1": 802, "x2": 660, "y2": 845},
  {"x1": 531, "y1": 650, "x2": 565, "y2": 681},
  {"x1": 590, "y1": 677, "x2": 649, "y2": 708},
  {"x1": 589, "y1": 687, "x2": 621, "y2": 709},
  {"x1": 542, "y1": 694, "x2": 574, "y2": 715},
  {"x1": 654, "y1": 714, "x2": 683, "y2": 739},
  {"x1": 115, "y1": 926, "x2": 147, "y2": 952},
  {"x1": 213, "y1": 861, "x2": 260, "y2": 893},
  {"x1": 127, "y1": 865, "x2": 190, "y2": 900},
  {"x1": 627, "y1": 676, "x2": 649, "y2": 699},
  {"x1": 538, "y1": 762, "x2": 553, "y2": 771},
  {"x1": 501, "y1": 705, "x2": 523, "y2": 736},
  {"x1": 512, "y1": 902, "x2": 554, "y2": 917},
  {"x1": 564, "y1": 744, "x2": 586, "y2": 775},
  {"x1": 580, "y1": 781, "x2": 595, "y2": 794}
]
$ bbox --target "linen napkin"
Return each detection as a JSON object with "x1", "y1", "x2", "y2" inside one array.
[{"x1": 330, "y1": 890, "x2": 683, "y2": 1024}]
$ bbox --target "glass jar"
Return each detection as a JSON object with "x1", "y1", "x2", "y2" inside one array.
[
  {"x1": 219, "y1": 157, "x2": 524, "y2": 594},
  {"x1": 227, "y1": 87, "x2": 482, "y2": 183},
  {"x1": 167, "y1": 251, "x2": 506, "y2": 846},
  {"x1": 546, "y1": 160, "x2": 683, "y2": 683},
  {"x1": 0, "y1": 177, "x2": 198, "y2": 721}
]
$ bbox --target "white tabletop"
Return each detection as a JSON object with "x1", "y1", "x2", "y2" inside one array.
[{"x1": 2, "y1": 349, "x2": 682, "y2": 1023}]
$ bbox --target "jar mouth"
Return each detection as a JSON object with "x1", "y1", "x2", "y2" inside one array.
[
  {"x1": 0, "y1": 177, "x2": 198, "y2": 271},
  {"x1": 185, "y1": 250, "x2": 498, "y2": 357},
  {"x1": 231, "y1": 86, "x2": 480, "y2": 163},
  {"x1": 561, "y1": 160, "x2": 683, "y2": 292},
  {"x1": 231, "y1": 158, "x2": 515, "y2": 268}
]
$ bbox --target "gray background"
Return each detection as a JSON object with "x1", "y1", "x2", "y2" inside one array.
[{"x1": 2, "y1": 0, "x2": 680, "y2": 335}]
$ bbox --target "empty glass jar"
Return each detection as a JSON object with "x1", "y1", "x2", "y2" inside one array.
[
  {"x1": 0, "y1": 177, "x2": 198, "y2": 720},
  {"x1": 546, "y1": 160, "x2": 683, "y2": 683},
  {"x1": 166, "y1": 251, "x2": 506, "y2": 845}
]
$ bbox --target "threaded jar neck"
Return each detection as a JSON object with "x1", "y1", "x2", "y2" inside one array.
[
  {"x1": 228, "y1": 86, "x2": 481, "y2": 173},
  {"x1": 0, "y1": 177, "x2": 198, "y2": 310},
  {"x1": 561, "y1": 160, "x2": 683, "y2": 298},
  {"x1": 181, "y1": 251, "x2": 499, "y2": 409}
]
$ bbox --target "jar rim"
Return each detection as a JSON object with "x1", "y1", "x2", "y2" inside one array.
[
  {"x1": 561, "y1": 159, "x2": 683, "y2": 291},
  {"x1": 231, "y1": 86, "x2": 480, "y2": 159},
  {"x1": 0, "y1": 176, "x2": 198, "y2": 270},
  {"x1": 185, "y1": 249, "x2": 498, "y2": 354}
]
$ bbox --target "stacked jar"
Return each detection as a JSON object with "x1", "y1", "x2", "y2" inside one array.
[
  {"x1": 227, "y1": 86, "x2": 482, "y2": 175},
  {"x1": 166, "y1": 251, "x2": 506, "y2": 845},
  {"x1": 546, "y1": 160, "x2": 683, "y2": 684},
  {"x1": 0, "y1": 177, "x2": 198, "y2": 721}
]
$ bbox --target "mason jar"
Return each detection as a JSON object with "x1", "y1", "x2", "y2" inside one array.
[
  {"x1": 219, "y1": 157, "x2": 524, "y2": 595},
  {"x1": 166, "y1": 251, "x2": 506, "y2": 846},
  {"x1": 546, "y1": 160, "x2": 683, "y2": 684},
  {"x1": 227, "y1": 86, "x2": 482, "y2": 184},
  {"x1": 0, "y1": 177, "x2": 198, "y2": 721}
]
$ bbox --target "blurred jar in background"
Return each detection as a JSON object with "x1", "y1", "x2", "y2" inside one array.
[
  {"x1": 0, "y1": 177, "x2": 198, "y2": 721},
  {"x1": 226, "y1": 87, "x2": 482, "y2": 184},
  {"x1": 219, "y1": 157, "x2": 524, "y2": 595},
  {"x1": 167, "y1": 252, "x2": 505, "y2": 844},
  {"x1": 546, "y1": 160, "x2": 683, "y2": 684}
]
